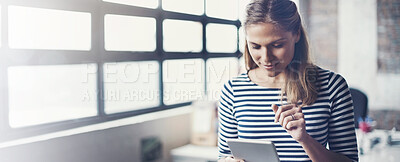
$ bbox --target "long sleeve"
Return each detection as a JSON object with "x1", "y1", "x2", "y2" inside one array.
[
  {"x1": 327, "y1": 73, "x2": 359, "y2": 161},
  {"x1": 217, "y1": 80, "x2": 238, "y2": 158}
]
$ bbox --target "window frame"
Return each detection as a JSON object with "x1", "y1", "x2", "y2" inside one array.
[{"x1": 0, "y1": 0, "x2": 241, "y2": 142}]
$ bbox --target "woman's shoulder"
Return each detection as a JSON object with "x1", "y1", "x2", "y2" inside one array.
[
  {"x1": 226, "y1": 72, "x2": 251, "y2": 83},
  {"x1": 221, "y1": 72, "x2": 253, "y2": 90},
  {"x1": 314, "y1": 66, "x2": 350, "y2": 94},
  {"x1": 315, "y1": 66, "x2": 346, "y2": 82}
]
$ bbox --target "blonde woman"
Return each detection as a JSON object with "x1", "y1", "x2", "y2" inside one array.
[{"x1": 217, "y1": 0, "x2": 358, "y2": 161}]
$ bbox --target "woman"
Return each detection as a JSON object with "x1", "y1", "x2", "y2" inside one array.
[{"x1": 217, "y1": 0, "x2": 358, "y2": 161}]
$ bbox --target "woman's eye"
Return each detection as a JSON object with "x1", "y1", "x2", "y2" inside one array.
[{"x1": 251, "y1": 45, "x2": 261, "y2": 49}]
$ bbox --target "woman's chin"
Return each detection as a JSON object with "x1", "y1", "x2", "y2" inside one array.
[{"x1": 260, "y1": 68, "x2": 282, "y2": 78}]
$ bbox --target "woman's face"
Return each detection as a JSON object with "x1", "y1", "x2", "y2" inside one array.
[{"x1": 246, "y1": 23, "x2": 300, "y2": 77}]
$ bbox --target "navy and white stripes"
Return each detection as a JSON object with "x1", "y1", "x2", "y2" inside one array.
[{"x1": 217, "y1": 68, "x2": 358, "y2": 162}]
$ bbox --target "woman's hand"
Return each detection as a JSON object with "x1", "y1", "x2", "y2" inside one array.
[
  {"x1": 218, "y1": 156, "x2": 245, "y2": 162},
  {"x1": 271, "y1": 104, "x2": 308, "y2": 142}
]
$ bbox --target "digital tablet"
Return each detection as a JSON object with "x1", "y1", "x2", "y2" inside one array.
[{"x1": 226, "y1": 139, "x2": 280, "y2": 162}]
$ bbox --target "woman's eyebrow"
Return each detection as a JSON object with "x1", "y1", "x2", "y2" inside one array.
[
  {"x1": 270, "y1": 38, "x2": 287, "y2": 43},
  {"x1": 248, "y1": 38, "x2": 287, "y2": 45},
  {"x1": 248, "y1": 41, "x2": 260, "y2": 45}
]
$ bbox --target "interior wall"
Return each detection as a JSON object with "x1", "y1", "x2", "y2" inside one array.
[
  {"x1": 0, "y1": 112, "x2": 191, "y2": 162},
  {"x1": 308, "y1": 0, "x2": 339, "y2": 72},
  {"x1": 338, "y1": 0, "x2": 400, "y2": 110}
]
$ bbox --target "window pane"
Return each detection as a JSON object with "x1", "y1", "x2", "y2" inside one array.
[
  {"x1": 103, "y1": 0, "x2": 158, "y2": 9},
  {"x1": 0, "y1": 5, "x2": 2, "y2": 47},
  {"x1": 103, "y1": 61, "x2": 159, "y2": 114},
  {"x1": 105, "y1": 15, "x2": 156, "y2": 51},
  {"x1": 206, "y1": 23, "x2": 237, "y2": 53},
  {"x1": 162, "y1": 0, "x2": 204, "y2": 15},
  {"x1": 239, "y1": 27, "x2": 245, "y2": 53},
  {"x1": 238, "y1": 0, "x2": 250, "y2": 22},
  {"x1": 163, "y1": 19, "x2": 202, "y2": 52},
  {"x1": 8, "y1": 64, "x2": 98, "y2": 128},
  {"x1": 206, "y1": 57, "x2": 238, "y2": 101},
  {"x1": 206, "y1": 0, "x2": 238, "y2": 20},
  {"x1": 163, "y1": 59, "x2": 205, "y2": 105},
  {"x1": 8, "y1": 6, "x2": 91, "y2": 50}
]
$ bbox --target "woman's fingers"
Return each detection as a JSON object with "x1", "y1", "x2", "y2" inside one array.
[
  {"x1": 272, "y1": 104, "x2": 305, "y2": 130},
  {"x1": 279, "y1": 109, "x2": 297, "y2": 125},
  {"x1": 286, "y1": 117, "x2": 305, "y2": 130},
  {"x1": 271, "y1": 104, "x2": 279, "y2": 113},
  {"x1": 282, "y1": 113, "x2": 305, "y2": 129},
  {"x1": 273, "y1": 104, "x2": 295, "y2": 123},
  {"x1": 275, "y1": 104, "x2": 301, "y2": 123}
]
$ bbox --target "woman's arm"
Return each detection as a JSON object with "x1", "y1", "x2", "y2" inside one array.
[
  {"x1": 272, "y1": 104, "x2": 354, "y2": 162},
  {"x1": 217, "y1": 80, "x2": 239, "y2": 158},
  {"x1": 298, "y1": 134, "x2": 352, "y2": 162}
]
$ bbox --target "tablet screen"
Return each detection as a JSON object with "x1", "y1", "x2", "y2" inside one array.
[{"x1": 226, "y1": 139, "x2": 280, "y2": 162}]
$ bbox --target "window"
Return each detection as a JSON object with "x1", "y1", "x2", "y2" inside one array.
[
  {"x1": 206, "y1": 0, "x2": 239, "y2": 20},
  {"x1": 163, "y1": 59, "x2": 205, "y2": 105},
  {"x1": 8, "y1": 6, "x2": 91, "y2": 50},
  {"x1": 206, "y1": 58, "x2": 239, "y2": 101},
  {"x1": 162, "y1": 0, "x2": 204, "y2": 15},
  {"x1": 206, "y1": 23, "x2": 238, "y2": 53},
  {"x1": 104, "y1": 61, "x2": 160, "y2": 114},
  {"x1": 239, "y1": 27, "x2": 245, "y2": 53},
  {"x1": 0, "y1": 5, "x2": 2, "y2": 47},
  {"x1": 0, "y1": 0, "x2": 241, "y2": 141},
  {"x1": 8, "y1": 64, "x2": 98, "y2": 128},
  {"x1": 103, "y1": 0, "x2": 158, "y2": 9},
  {"x1": 105, "y1": 15, "x2": 156, "y2": 51},
  {"x1": 238, "y1": 0, "x2": 248, "y2": 21},
  {"x1": 163, "y1": 19, "x2": 203, "y2": 52}
]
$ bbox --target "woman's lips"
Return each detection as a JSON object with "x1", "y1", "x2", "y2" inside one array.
[{"x1": 263, "y1": 64, "x2": 276, "y2": 70}]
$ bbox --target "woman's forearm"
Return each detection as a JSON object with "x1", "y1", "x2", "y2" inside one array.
[{"x1": 298, "y1": 134, "x2": 352, "y2": 162}]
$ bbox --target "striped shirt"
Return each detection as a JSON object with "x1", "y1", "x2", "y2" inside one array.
[{"x1": 217, "y1": 68, "x2": 359, "y2": 162}]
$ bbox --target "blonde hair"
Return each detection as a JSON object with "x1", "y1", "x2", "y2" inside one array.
[{"x1": 243, "y1": 0, "x2": 319, "y2": 105}]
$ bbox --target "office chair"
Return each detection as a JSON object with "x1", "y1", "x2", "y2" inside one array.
[{"x1": 349, "y1": 88, "x2": 368, "y2": 128}]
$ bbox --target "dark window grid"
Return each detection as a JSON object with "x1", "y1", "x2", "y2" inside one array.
[{"x1": 0, "y1": 0, "x2": 241, "y2": 141}]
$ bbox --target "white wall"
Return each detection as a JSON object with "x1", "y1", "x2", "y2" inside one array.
[
  {"x1": 338, "y1": 0, "x2": 400, "y2": 110},
  {"x1": 0, "y1": 108, "x2": 192, "y2": 162}
]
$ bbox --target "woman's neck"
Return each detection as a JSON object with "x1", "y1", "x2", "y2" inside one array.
[{"x1": 248, "y1": 67, "x2": 286, "y2": 88}]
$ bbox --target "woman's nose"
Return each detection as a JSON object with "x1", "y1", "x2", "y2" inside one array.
[{"x1": 260, "y1": 47, "x2": 271, "y2": 62}]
